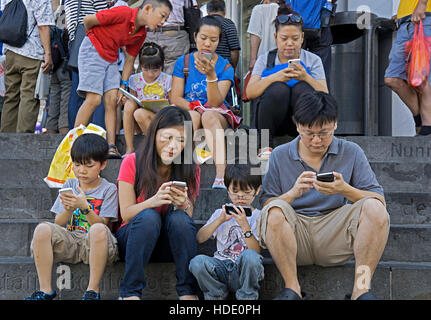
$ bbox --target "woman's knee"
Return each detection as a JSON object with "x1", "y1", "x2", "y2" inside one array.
[
  {"x1": 201, "y1": 110, "x2": 222, "y2": 128},
  {"x1": 166, "y1": 210, "x2": 195, "y2": 232},
  {"x1": 132, "y1": 209, "x2": 162, "y2": 228}
]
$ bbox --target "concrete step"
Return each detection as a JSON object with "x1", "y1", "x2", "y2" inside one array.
[
  {"x1": 1, "y1": 134, "x2": 430, "y2": 163},
  {"x1": 0, "y1": 219, "x2": 430, "y2": 263},
  {"x1": 0, "y1": 158, "x2": 429, "y2": 193},
  {"x1": 0, "y1": 257, "x2": 430, "y2": 300},
  {"x1": 1, "y1": 187, "x2": 430, "y2": 225},
  {"x1": 193, "y1": 189, "x2": 431, "y2": 224}
]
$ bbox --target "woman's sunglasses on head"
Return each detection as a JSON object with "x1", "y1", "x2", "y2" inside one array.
[{"x1": 277, "y1": 13, "x2": 303, "y2": 24}]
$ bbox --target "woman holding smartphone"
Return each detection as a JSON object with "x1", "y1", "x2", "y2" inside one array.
[
  {"x1": 115, "y1": 106, "x2": 201, "y2": 300},
  {"x1": 246, "y1": 3, "x2": 328, "y2": 152},
  {"x1": 170, "y1": 16, "x2": 241, "y2": 190}
]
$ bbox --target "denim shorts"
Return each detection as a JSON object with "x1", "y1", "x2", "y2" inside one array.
[
  {"x1": 385, "y1": 16, "x2": 431, "y2": 81},
  {"x1": 77, "y1": 36, "x2": 121, "y2": 98}
]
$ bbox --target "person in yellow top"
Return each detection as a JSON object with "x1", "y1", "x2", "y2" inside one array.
[
  {"x1": 385, "y1": 0, "x2": 431, "y2": 136},
  {"x1": 397, "y1": 0, "x2": 431, "y2": 20}
]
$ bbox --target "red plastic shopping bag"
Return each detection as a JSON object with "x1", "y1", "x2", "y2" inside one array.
[{"x1": 405, "y1": 20, "x2": 431, "y2": 92}]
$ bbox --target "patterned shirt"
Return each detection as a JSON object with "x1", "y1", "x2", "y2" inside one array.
[
  {"x1": 211, "y1": 14, "x2": 241, "y2": 65},
  {"x1": 164, "y1": 0, "x2": 187, "y2": 26},
  {"x1": 128, "y1": 71, "x2": 172, "y2": 101},
  {"x1": 64, "y1": 0, "x2": 107, "y2": 42},
  {"x1": 1, "y1": 0, "x2": 55, "y2": 60}
]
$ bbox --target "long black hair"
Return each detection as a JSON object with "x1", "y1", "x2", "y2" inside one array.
[{"x1": 134, "y1": 106, "x2": 197, "y2": 202}]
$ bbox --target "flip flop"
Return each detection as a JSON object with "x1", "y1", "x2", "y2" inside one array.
[
  {"x1": 345, "y1": 291, "x2": 377, "y2": 300},
  {"x1": 273, "y1": 288, "x2": 306, "y2": 300},
  {"x1": 108, "y1": 144, "x2": 122, "y2": 159}
]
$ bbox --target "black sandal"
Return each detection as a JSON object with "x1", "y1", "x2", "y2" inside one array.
[
  {"x1": 273, "y1": 288, "x2": 306, "y2": 300},
  {"x1": 108, "y1": 144, "x2": 122, "y2": 159},
  {"x1": 345, "y1": 291, "x2": 377, "y2": 300}
]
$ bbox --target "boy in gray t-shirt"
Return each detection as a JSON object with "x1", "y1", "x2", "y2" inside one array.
[{"x1": 26, "y1": 134, "x2": 119, "y2": 301}]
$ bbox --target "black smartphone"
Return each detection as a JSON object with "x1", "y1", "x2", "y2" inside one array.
[
  {"x1": 225, "y1": 205, "x2": 253, "y2": 217},
  {"x1": 316, "y1": 172, "x2": 335, "y2": 182}
]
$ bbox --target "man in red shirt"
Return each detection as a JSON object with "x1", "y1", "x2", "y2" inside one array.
[{"x1": 74, "y1": 0, "x2": 172, "y2": 158}]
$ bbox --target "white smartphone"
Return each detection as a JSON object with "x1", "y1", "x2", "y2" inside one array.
[
  {"x1": 59, "y1": 187, "x2": 74, "y2": 195},
  {"x1": 288, "y1": 59, "x2": 301, "y2": 69},
  {"x1": 172, "y1": 181, "x2": 187, "y2": 189},
  {"x1": 199, "y1": 51, "x2": 213, "y2": 61}
]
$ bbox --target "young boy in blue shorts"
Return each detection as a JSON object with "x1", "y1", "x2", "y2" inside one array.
[
  {"x1": 189, "y1": 161, "x2": 264, "y2": 300},
  {"x1": 74, "y1": 0, "x2": 172, "y2": 158},
  {"x1": 26, "y1": 134, "x2": 118, "y2": 300}
]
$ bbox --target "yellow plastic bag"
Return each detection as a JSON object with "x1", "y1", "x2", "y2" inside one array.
[{"x1": 44, "y1": 123, "x2": 106, "y2": 188}]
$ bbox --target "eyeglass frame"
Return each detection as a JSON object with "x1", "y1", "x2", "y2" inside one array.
[
  {"x1": 276, "y1": 13, "x2": 303, "y2": 25},
  {"x1": 227, "y1": 190, "x2": 257, "y2": 200},
  {"x1": 298, "y1": 131, "x2": 334, "y2": 140}
]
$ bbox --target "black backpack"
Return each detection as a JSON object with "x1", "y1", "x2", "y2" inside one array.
[
  {"x1": 50, "y1": 26, "x2": 69, "y2": 72},
  {"x1": 0, "y1": 0, "x2": 36, "y2": 47}
]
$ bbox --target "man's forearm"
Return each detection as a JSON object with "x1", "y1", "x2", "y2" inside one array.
[
  {"x1": 38, "y1": 25, "x2": 51, "y2": 56},
  {"x1": 230, "y1": 50, "x2": 239, "y2": 69},
  {"x1": 341, "y1": 184, "x2": 386, "y2": 207},
  {"x1": 263, "y1": 191, "x2": 295, "y2": 208}
]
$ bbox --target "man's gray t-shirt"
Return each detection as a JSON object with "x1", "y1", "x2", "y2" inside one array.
[
  {"x1": 51, "y1": 178, "x2": 118, "y2": 233},
  {"x1": 252, "y1": 48, "x2": 326, "y2": 80},
  {"x1": 260, "y1": 136, "x2": 384, "y2": 216}
]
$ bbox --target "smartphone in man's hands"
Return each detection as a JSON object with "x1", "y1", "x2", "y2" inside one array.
[{"x1": 316, "y1": 172, "x2": 335, "y2": 182}]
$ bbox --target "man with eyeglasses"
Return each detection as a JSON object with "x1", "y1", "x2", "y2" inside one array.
[{"x1": 256, "y1": 91, "x2": 390, "y2": 300}]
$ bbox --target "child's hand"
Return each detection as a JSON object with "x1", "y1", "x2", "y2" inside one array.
[
  {"x1": 229, "y1": 205, "x2": 251, "y2": 232},
  {"x1": 218, "y1": 205, "x2": 233, "y2": 223},
  {"x1": 59, "y1": 186, "x2": 89, "y2": 212}
]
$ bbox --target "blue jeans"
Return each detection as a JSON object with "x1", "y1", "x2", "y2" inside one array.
[
  {"x1": 189, "y1": 249, "x2": 264, "y2": 300},
  {"x1": 115, "y1": 208, "x2": 198, "y2": 298},
  {"x1": 68, "y1": 70, "x2": 105, "y2": 129}
]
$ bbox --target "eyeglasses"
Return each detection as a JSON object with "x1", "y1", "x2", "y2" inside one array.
[
  {"x1": 299, "y1": 132, "x2": 334, "y2": 140},
  {"x1": 228, "y1": 191, "x2": 256, "y2": 200},
  {"x1": 276, "y1": 14, "x2": 303, "y2": 24}
]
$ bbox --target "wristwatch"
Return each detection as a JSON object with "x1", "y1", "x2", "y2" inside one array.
[
  {"x1": 79, "y1": 205, "x2": 92, "y2": 215},
  {"x1": 243, "y1": 230, "x2": 253, "y2": 238}
]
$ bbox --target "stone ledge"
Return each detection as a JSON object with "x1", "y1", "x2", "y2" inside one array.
[{"x1": 1, "y1": 258, "x2": 430, "y2": 300}]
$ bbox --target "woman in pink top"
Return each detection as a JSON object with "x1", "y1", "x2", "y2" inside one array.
[{"x1": 115, "y1": 106, "x2": 201, "y2": 300}]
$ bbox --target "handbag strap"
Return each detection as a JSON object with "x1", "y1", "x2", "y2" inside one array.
[{"x1": 183, "y1": 53, "x2": 190, "y2": 83}]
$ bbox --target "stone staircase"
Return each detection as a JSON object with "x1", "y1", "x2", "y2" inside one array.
[{"x1": 0, "y1": 133, "x2": 430, "y2": 300}]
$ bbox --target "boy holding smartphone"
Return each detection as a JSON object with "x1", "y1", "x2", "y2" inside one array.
[
  {"x1": 26, "y1": 134, "x2": 118, "y2": 300},
  {"x1": 189, "y1": 161, "x2": 264, "y2": 300}
]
